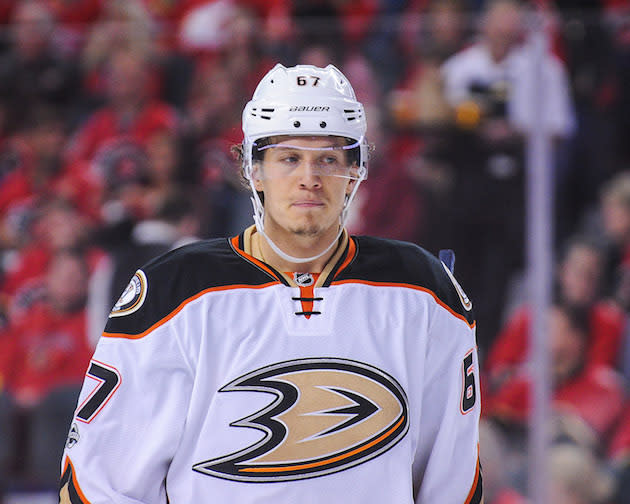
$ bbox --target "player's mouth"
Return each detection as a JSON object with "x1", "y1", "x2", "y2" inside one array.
[{"x1": 292, "y1": 200, "x2": 325, "y2": 208}]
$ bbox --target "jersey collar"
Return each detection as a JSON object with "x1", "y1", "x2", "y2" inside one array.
[{"x1": 230, "y1": 225, "x2": 357, "y2": 288}]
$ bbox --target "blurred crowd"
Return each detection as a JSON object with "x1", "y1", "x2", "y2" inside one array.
[{"x1": 0, "y1": 0, "x2": 630, "y2": 501}]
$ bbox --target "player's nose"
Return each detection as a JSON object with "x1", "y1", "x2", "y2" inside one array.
[{"x1": 297, "y1": 159, "x2": 322, "y2": 188}]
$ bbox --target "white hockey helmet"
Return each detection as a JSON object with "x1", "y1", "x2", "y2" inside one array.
[
  {"x1": 242, "y1": 63, "x2": 369, "y2": 180},
  {"x1": 241, "y1": 63, "x2": 369, "y2": 264}
]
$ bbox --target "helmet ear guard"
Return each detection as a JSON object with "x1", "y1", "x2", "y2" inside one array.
[{"x1": 241, "y1": 63, "x2": 369, "y2": 264}]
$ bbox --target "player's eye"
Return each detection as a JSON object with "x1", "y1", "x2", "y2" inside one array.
[
  {"x1": 318, "y1": 154, "x2": 347, "y2": 173},
  {"x1": 280, "y1": 154, "x2": 300, "y2": 164},
  {"x1": 321, "y1": 155, "x2": 339, "y2": 165}
]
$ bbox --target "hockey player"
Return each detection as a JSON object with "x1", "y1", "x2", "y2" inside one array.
[{"x1": 59, "y1": 64, "x2": 483, "y2": 503}]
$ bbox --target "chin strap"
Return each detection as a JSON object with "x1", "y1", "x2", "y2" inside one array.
[
  {"x1": 254, "y1": 208, "x2": 345, "y2": 264},
  {"x1": 248, "y1": 167, "x2": 365, "y2": 265}
]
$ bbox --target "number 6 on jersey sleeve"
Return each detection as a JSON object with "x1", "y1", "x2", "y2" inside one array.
[
  {"x1": 461, "y1": 350, "x2": 477, "y2": 414},
  {"x1": 76, "y1": 360, "x2": 121, "y2": 423}
]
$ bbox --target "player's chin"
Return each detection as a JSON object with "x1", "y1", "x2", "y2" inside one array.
[{"x1": 288, "y1": 219, "x2": 329, "y2": 237}]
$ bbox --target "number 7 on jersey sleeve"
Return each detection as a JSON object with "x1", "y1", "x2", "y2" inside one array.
[{"x1": 76, "y1": 360, "x2": 121, "y2": 423}]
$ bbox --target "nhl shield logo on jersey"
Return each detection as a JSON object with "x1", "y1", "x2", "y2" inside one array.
[
  {"x1": 293, "y1": 272, "x2": 314, "y2": 286},
  {"x1": 193, "y1": 358, "x2": 409, "y2": 482},
  {"x1": 109, "y1": 270, "x2": 147, "y2": 318}
]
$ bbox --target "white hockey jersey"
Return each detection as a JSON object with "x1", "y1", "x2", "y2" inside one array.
[{"x1": 60, "y1": 227, "x2": 482, "y2": 504}]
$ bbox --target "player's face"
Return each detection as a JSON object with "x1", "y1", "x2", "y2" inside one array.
[{"x1": 253, "y1": 136, "x2": 357, "y2": 241}]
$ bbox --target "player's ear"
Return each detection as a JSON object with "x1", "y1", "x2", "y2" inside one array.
[
  {"x1": 252, "y1": 162, "x2": 264, "y2": 192},
  {"x1": 345, "y1": 179, "x2": 356, "y2": 196},
  {"x1": 345, "y1": 163, "x2": 359, "y2": 195}
]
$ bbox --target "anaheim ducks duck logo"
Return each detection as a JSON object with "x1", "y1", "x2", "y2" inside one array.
[{"x1": 193, "y1": 358, "x2": 409, "y2": 482}]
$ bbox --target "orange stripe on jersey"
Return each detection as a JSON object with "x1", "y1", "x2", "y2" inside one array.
[
  {"x1": 60, "y1": 457, "x2": 90, "y2": 504},
  {"x1": 332, "y1": 279, "x2": 476, "y2": 329},
  {"x1": 464, "y1": 451, "x2": 483, "y2": 504},
  {"x1": 230, "y1": 235, "x2": 283, "y2": 282},
  {"x1": 299, "y1": 284, "x2": 314, "y2": 318},
  {"x1": 103, "y1": 282, "x2": 278, "y2": 340},
  {"x1": 333, "y1": 236, "x2": 357, "y2": 280}
]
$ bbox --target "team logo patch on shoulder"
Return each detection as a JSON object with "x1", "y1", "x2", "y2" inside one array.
[
  {"x1": 193, "y1": 358, "x2": 409, "y2": 482},
  {"x1": 109, "y1": 270, "x2": 147, "y2": 318},
  {"x1": 442, "y1": 262, "x2": 473, "y2": 312}
]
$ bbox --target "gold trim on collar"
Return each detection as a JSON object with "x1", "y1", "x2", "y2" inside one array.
[{"x1": 244, "y1": 225, "x2": 349, "y2": 287}]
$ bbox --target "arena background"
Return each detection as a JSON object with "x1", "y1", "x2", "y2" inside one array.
[{"x1": 1, "y1": 0, "x2": 630, "y2": 503}]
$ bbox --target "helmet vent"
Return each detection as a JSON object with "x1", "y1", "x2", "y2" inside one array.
[
  {"x1": 251, "y1": 107, "x2": 275, "y2": 120},
  {"x1": 343, "y1": 109, "x2": 362, "y2": 122}
]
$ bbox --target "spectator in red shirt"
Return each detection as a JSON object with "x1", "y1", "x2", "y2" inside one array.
[
  {"x1": 0, "y1": 104, "x2": 103, "y2": 259},
  {"x1": 485, "y1": 303, "x2": 625, "y2": 450},
  {"x1": 0, "y1": 250, "x2": 93, "y2": 489},
  {"x1": 67, "y1": 47, "x2": 177, "y2": 165},
  {"x1": 0, "y1": 104, "x2": 95, "y2": 240},
  {"x1": 485, "y1": 235, "x2": 625, "y2": 392},
  {"x1": 1, "y1": 198, "x2": 102, "y2": 328}
]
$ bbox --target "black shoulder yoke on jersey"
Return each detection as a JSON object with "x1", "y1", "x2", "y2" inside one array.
[
  {"x1": 334, "y1": 236, "x2": 475, "y2": 326},
  {"x1": 103, "y1": 238, "x2": 283, "y2": 337},
  {"x1": 103, "y1": 235, "x2": 474, "y2": 338}
]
